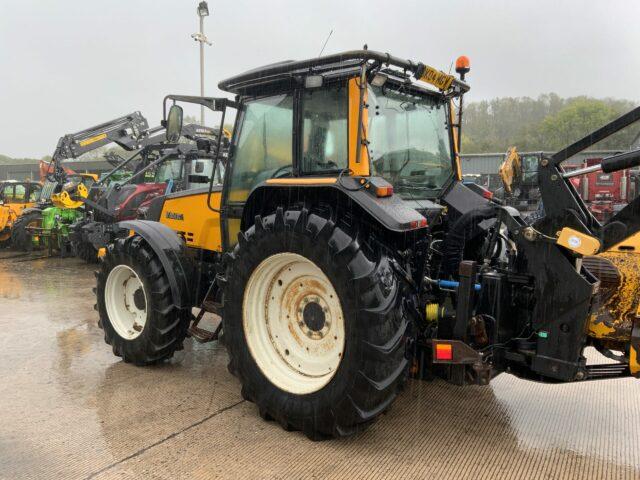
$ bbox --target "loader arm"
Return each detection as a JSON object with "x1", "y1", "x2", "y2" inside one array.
[{"x1": 45, "y1": 112, "x2": 162, "y2": 184}]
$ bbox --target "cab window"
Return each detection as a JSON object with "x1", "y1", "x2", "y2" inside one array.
[
  {"x1": 29, "y1": 185, "x2": 41, "y2": 202},
  {"x1": 228, "y1": 94, "x2": 293, "y2": 203},
  {"x1": 1, "y1": 184, "x2": 14, "y2": 201},
  {"x1": 155, "y1": 159, "x2": 184, "y2": 183},
  {"x1": 301, "y1": 85, "x2": 348, "y2": 173},
  {"x1": 14, "y1": 184, "x2": 26, "y2": 201}
]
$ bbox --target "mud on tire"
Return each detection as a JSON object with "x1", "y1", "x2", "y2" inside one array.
[
  {"x1": 95, "y1": 235, "x2": 190, "y2": 365},
  {"x1": 221, "y1": 207, "x2": 411, "y2": 440}
]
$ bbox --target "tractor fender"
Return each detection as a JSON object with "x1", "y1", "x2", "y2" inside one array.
[
  {"x1": 118, "y1": 220, "x2": 192, "y2": 309},
  {"x1": 242, "y1": 178, "x2": 428, "y2": 233},
  {"x1": 20, "y1": 207, "x2": 43, "y2": 216}
]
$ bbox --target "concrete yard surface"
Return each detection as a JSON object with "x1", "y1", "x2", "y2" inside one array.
[{"x1": 1, "y1": 251, "x2": 639, "y2": 479}]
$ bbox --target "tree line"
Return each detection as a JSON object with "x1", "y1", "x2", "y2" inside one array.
[
  {"x1": 2, "y1": 94, "x2": 639, "y2": 163},
  {"x1": 461, "y1": 93, "x2": 640, "y2": 153}
]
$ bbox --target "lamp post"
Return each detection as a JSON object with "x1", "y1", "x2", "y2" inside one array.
[{"x1": 191, "y1": 1, "x2": 212, "y2": 125}]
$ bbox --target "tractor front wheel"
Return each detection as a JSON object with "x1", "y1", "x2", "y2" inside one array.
[
  {"x1": 11, "y1": 210, "x2": 41, "y2": 251},
  {"x1": 222, "y1": 208, "x2": 410, "y2": 440},
  {"x1": 95, "y1": 235, "x2": 190, "y2": 365}
]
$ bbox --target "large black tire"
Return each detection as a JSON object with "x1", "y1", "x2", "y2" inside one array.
[
  {"x1": 11, "y1": 210, "x2": 41, "y2": 251},
  {"x1": 221, "y1": 207, "x2": 410, "y2": 440},
  {"x1": 75, "y1": 239, "x2": 99, "y2": 263},
  {"x1": 95, "y1": 235, "x2": 190, "y2": 365}
]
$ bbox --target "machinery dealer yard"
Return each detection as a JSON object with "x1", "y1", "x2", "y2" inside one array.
[{"x1": 1, "y1": 252, "x2": 639, "y2": 480}]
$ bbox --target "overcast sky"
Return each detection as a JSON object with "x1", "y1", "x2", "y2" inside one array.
[{"x1": 1, "y1": 0, "x2": 639, "y2": 158}]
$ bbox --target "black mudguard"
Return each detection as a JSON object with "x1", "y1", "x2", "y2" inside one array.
[
  {"x1": 118, "y1": 220, "x2": 193, "y2": 309},
  {"x1": 243, "y1": 177, "x2": 428, "y2": 233}
]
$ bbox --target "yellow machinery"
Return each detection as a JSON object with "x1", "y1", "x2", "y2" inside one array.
[
  {"x1": 0, "y1": 181, "x2": 42, "y2": 246},
  {"x1": 94, "y1": 51, "x2": 640, "y2": 441}
]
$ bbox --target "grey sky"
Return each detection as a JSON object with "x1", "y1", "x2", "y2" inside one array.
[{"x1": 1, "y1": 0, "x2": 639, "y2": 158}]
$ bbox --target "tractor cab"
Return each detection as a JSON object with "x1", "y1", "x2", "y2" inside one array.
[
  {"x1": 213, "y1": 49, "x2": 470, "y2": 248},
  {"x1": 0, "y1": 180, "x2": 42, "y2": 205}
]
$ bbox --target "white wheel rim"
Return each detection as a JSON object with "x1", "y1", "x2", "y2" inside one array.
[
  {"x1": 105, "y1": 264, "x2": 148, "y2": 340},
  {"x1": 243, "y1": 253, "x2": 345, "y2": 395}
]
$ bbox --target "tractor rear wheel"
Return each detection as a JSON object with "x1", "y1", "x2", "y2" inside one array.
[
  {"x1": 222, "y1": 208, "x2": 410, "y2": 440},
  {"x1": 75, "y1": 239, "x2": 99, "y2": 263},
  {"x1": 95, "y1": 235, "x2": 190, "y2": 365},
  {"x1": 11, "y1": 210, "x2": 41, "y2": 251}
]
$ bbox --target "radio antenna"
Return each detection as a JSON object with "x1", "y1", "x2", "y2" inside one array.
[{"x1": 318, "y1": 29, "x2": 333, "y2": 57}]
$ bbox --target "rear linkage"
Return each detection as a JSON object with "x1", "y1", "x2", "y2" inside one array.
[{"x1": 419, "y1": 107, "x2": 640, "y2": 386}]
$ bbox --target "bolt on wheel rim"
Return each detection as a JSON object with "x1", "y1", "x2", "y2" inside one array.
[
  {"x1": 105, "y1": 264, "x2": 148, "y2": 340},
  {"x1": 243, "y1": 252, "x2": 345, "y2": 395}
]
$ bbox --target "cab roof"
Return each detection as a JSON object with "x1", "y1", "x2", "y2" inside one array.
[{"x1": 218, "y1": 49, "x2": 470, "y2": 97}]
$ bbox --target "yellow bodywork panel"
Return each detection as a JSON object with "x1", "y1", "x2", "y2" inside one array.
[
  {"x1": 348, "y1": 77, "x2": 370, "y2": 177},
  {"x1": 607, "y1": 231, "x2": 640, "y2": 253},
  {"x1": 160, "y1": 190, "x2": 222, "y2": 252},
  {"x1": 631, "y1": 344, "x2": 640, "y2": 376},
  {"x1": 449, "y1": 99, "x2": 462, "y2": 180},
  {"x1": 266, "y1": 178, "x2": 337, "y2": 186},
  {"x1": 226, "y1": 217, "x2": 242, "y2": 249},
  {"x1": 557, "y1": 227, "x2": 601, "y2": 256},
  {"x1": 0, "y1": 201, "x2": 36, "y2": 235}
]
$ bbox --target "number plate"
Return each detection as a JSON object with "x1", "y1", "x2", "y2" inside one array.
[{"x1": 419, "y1": 65, "x2": 454, "y2": 91}]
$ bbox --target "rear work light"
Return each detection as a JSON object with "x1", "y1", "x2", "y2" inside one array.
[
  {"x1": 375, "y1": 186, "x2": 393, "y2": 197},
  {"x1": 435, "y1": 343, "x2": 453, "y2": 361},
  {"x1": 409, "y1": 218, "x2": 428, "y2": 229},
  {"x1": 361, "y1": 177, "x2": 394, "y2": 198}
]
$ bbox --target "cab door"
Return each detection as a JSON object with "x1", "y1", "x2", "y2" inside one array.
[{"x1": 221, "y1": 92, "x2": 295, "y2": 249}]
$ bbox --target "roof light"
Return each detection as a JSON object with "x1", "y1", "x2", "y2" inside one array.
[
  {"x1": 304, "y1": 75, "x2": 323, "y2": 89},
  {"x1": 370, "y1": 73, "x2": 388, "y2": 87},
  {"x1": 455, "y1": 55, "x2": 470, "y2": 75}
]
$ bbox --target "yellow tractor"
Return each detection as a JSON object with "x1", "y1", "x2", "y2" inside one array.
[
  {"x1": 95, "y1": 50, "x2": 640, "y2": 440},
  {"x1": 0, "y1": 180, "x2": 42, "y2": 247}
]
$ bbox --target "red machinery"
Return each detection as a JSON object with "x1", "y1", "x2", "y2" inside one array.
[{"x1": 574, "y1": 157, "x2": 636, "y2": 221}]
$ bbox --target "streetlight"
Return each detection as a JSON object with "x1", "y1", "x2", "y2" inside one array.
[{"x1": 191, "y1": 1, "x2": 212, "y2": 125}]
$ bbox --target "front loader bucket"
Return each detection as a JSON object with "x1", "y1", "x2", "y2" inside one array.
[{"x1": 584, "y1": 233, "x2": 640, "y2": 376}]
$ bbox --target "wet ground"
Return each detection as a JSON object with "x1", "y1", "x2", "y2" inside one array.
[{"x1": 1, "y1": 250, "x2": 640, "y2": 480}]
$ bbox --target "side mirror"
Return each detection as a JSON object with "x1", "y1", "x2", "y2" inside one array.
[{"x1": 166, "y1": 105, "x2": 184, "y2": 142}]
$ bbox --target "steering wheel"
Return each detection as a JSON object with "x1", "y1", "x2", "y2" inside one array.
[{"x1": 270, "y1": 165, "x2": 293, "y2": 179}]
